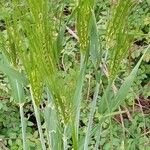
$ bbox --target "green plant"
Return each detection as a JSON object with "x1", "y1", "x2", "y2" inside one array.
[{"x1": 0, "y1": 0, "x2": 150, "y2": 150}]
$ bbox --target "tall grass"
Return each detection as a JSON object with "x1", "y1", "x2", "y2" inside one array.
[{"x1": 0, "y1": 0, "x2": 149, "y2": 149}]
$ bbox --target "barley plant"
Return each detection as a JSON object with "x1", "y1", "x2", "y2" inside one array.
[{"x1": 0, "y1": 0, "x2": 149, "y2": 150}]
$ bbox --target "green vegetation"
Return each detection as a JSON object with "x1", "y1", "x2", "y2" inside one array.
[{"x1": 0, "y1": 0, "x2": 150, "y2": 149}]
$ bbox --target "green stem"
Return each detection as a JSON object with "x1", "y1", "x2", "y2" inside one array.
[
  {"x1": 44, "y1": 107, "x2": 52, "y2": 150},
  {"x1": 19, "y1": 104, "x2": 27, "y2": 150},
  {"x1": 72, "y1": 122, "x2": 78, "y2": 150},
  {"x1": 30, "y1": 86, "x2": 46, "y2": 150},
  {"x1": 63, "y1": 125, "x2": 67, "y2": 150},
  {"x1": 84, "y1": 82, "x2": 100, "y2": 150},
  {"x1": 72, "y1": 54, "x2": 86, "y2": 149},
  {"x1": 94, "y1": 124, "x2": 102, "y2": 150}
]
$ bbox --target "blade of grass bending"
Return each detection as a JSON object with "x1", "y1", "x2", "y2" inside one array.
[
  {"x1": 0, "y1": 64, "x2": 27, "y2": 86},
  {"x1": 84, "y1": 82, "x2": 100, "y2": 150},
  {"x1": 108, "y1": 45, "x2": 150, "y2": 113},
  {"x1": 95, "y1": 45, "x2": 149, "y2": 148},
  {"x1": 30, "y1": 86, "x2": 46, "y2": 150}
]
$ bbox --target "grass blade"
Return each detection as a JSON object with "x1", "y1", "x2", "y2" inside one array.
[
  {"x1": 30, "y1": 86, "x2": 46, "y2": 150},
  {"x1": 108, "y1": 45, "x2": 150, "y2": 113},
  {"x1": 84, "y1": 82, "x2": 100, "y2": 150},
  {"x1": 72, "y1": 55, "x2": 86, "y2": 149}
]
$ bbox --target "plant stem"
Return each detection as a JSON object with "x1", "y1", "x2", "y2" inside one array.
[
  {"x1": 63, "y1": 125, "x2": 67, "y2": 150},
  {"x1": 44, "y1": 106, "x2": 52, "y2": 150},
  {"x1": 84, "y1": 82, "x2": 100, "y2": 150},
  {"x1": 94, "y1": 125, "x2": 102, "y2": 150},
  {"x1": 30, "y1": 86, "x2": 46, "y2": 150},
  {"x1": 19, "y1": 104, "x2": 27, "y2": 150},
  {"x1": 72, "y1": 54, "x2": 86, "y2": 149},
  {"x1": 72, "y1": 122, "x2": 78, "y2": 150}
]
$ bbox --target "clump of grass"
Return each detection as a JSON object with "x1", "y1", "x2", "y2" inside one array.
[{"x1": 0, "y1": 0, "x2": 149, "y2": 149}]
